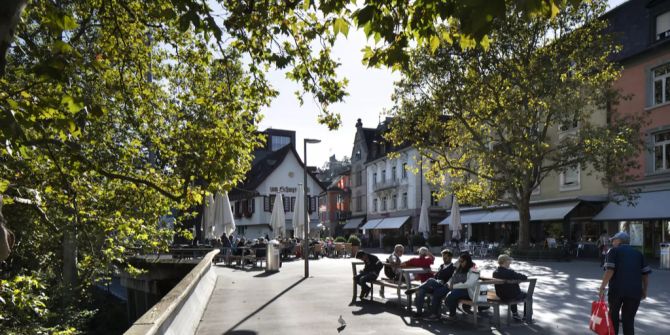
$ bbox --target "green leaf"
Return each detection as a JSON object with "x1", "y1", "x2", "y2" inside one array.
[
  {"x1": 0, "y1": 178, "x2": 9, "y2": 193},
  {"x1": 429, "y1": 35, "x2": 440, "y2": 53},
  {"x1": 61, "y1": 95, "x2": 83, "y2": 114},
  {"x1": 333, "y1": 18, "x2": 349, "y2": 37}
]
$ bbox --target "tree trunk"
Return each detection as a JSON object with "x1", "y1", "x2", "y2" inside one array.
[
  {"x1": 62, "y1": 226, "x2": 78, "y2": 291},
  {"x1": 0, "y1": 0, "x2": 27, "y2": 77},
  {"x1": 517, "y1": 199, "x2": 531, "y2": 248}
]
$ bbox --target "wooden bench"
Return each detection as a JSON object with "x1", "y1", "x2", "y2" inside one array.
[
  {"x1": 351, "y1": 262, "x2": 431, "y2": 308},
  {"x1": 458, "y1": 278, "x2": 536, "y2": 328}
]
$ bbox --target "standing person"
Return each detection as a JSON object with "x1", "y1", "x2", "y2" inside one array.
[
  {"x1": 444, "y1": 253, "x2": 480, "y2": 320},
  {"x1": 405, "y1": 249, "x2": 456, "y2": 320},
  {"x1": 599, "y1": 232, "x2": 651, "y2": 335},
  {"x1": 354, "y1": 251, "x2": 384, "y2": 300},
  {"x1": 384, "y1": 244, "x2": 404, "y2": 281},
  {"x1": 493, "y1": 254, "x2": 528, "y2": 321},
  {"x1": 401, "y1": 247, "x2": 435, "y2": 282},
  {"x1": 597, "y1": 230, "x2": 610, "y2": 267}
]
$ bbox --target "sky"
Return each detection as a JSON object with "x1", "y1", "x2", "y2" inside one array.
[{"x1": 259, "y1": 0, "x2": 628, "y2": 168}]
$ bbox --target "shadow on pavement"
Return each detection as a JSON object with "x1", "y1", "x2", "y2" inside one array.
[
  {"x1": 223, "y1": 330, "x2": 257, "y2": 335},
  {"x1": 252, "y1": 271, "x2": 279, "y2": 278},
  {"x1": 223, "y1": 277, "x2": 307, "y2": 334}
]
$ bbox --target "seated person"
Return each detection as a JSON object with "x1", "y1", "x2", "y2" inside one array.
[
  {"x1": 406, "y1": 249, "x2": 456, "y2": 320},
  {"x1": 354, "y1": 250, "x2": 384, "y2": 300},
  {"x1": 492, "y1": 254, "x2": 528, "y2": 321},
  {"x1": 444, "y1": 253, "x2": 480, "y2": 320},
  {"x1": 401, "y1": 247, "x2": 435, "y2": 282},
  {"x1": 384, "y1": 244, "x2": 404, "y2": 281}
]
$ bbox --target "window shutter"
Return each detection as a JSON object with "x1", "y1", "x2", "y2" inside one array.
[
  {"x1": 264, "y1": 196, "x2": 270, "y2": 212},
  {"x1": 269, "y1": 195, "x2": 276, "y2": 212},
  {"x1": 249, "y1": 198, "x2": 255, "y2": 214},
  {"x1": 291, "y1": 197, "x2": 296, "y2": 212}
]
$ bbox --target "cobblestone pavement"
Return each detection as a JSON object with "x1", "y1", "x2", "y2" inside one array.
[{"x1": 196, "y1": 252, "x2": 670, "y2": 335}]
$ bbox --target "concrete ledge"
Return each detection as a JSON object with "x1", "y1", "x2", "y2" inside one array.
[{"x1": 125, "y1": 249, "x2": 220, "y2": 335}]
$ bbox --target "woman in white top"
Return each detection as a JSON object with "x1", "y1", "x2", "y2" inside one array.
[{"x1": 444, "y1": 253, "x2": 480, "y2": 319}]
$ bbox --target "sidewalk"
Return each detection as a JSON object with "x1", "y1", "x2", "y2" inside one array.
[{"x1": 196, "y1": 253, "x2": 670, "y2": 335}]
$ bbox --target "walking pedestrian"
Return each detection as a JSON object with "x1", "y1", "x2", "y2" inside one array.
[{"x1": 598, "y1": 231, "x2": 651, "y2": 335}]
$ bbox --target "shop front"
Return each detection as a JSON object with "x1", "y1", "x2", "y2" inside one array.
[{"x1": 593, "y1": 190, "x2": 670, "y2": 258}]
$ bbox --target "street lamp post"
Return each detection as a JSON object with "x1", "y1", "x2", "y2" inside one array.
[{"x1": 304, "y1": 138, "x2": 321, "y2": 278}]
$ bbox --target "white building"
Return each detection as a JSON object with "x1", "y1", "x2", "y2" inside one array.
[
  {"x1": 358, "y1": 119, "x2": 449, "y2": 247},
  {"x1": 229, "y1": 130, "x2": 324, "y2": 239}
]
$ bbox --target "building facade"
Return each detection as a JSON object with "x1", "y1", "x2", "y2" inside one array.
[
  {"x1": 594, "y1": 0, "x2": 670, "y2": 258},
  {"x1": 229, "y1": 129, "x2": 325, "y2": 239}
]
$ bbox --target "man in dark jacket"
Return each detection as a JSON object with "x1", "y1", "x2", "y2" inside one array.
[
  {"x1": 354, "y1": 251, "x2": 384, "y2": 300},
  {"x1": 405, "y1": 249, "x2": 456, "y2": 319},
  {"x1": 599, "y1": 231, "x2": 651, "y2": 335},
  {"x1": 493, "y1": 254, "x2": 528, "y2": 321}
]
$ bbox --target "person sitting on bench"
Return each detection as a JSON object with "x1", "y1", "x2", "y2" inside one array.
[
  {"x1": 401, "y1": 247, "x2": 435, "y2": 282},
  {"x1": 492, "y1": 254, "x2": 528, "y2": 321},
  {"x1": 384, "y1": 244, "x2": 404, "y2": 281},
  {"x1": 444, "y1": 253, "x2": 480, "y2": 321},
  {"x1": 406, "y1": 249, "x2": 456, "y2": 320},
  {"x1": 354, "y1": 251, "x2": 384, "y2": 301}
]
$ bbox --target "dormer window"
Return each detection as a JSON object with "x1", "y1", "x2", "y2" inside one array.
[
  {"x1": 656, "y1": 11, "x2": 670, "y2": 41},
  {"x1": 355, "y1": 148, "x2": 361, "y2": 160}
]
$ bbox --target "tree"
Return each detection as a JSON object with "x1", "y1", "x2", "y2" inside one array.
[
  {"x1": 386, "y1": 0, "x2": 646, "y2": 248},
  {"x1": 0, "y1": 0, "x2": 345, "y2": 331}
]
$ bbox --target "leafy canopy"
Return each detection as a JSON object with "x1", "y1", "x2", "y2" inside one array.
[{"x1": 386, "y1": 0, "x2": 646, "y2": 247}]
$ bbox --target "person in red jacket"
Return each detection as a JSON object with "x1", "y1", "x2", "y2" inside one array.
[{"x1": 401, "y1": 247, "x2": 435, "y2": 282}]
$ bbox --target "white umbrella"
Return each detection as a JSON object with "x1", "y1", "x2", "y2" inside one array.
[
  {"x1": 292, "y1": 184, "x2": 306, "y2": 239},
  {"x1": 214, "y1": 191, "x2": 236, "y2": 237},
  {"x1": 201, "y1": 193, "x2": 215, "y2": 240},
  {"x1": 270, "y1": 194, "x2": 286, "y2": 238},
  {"x1": 418, "y1": 199, "x2": 430, "y2": 239},
  {"x1": 449, "y1": 195, "x2": 462, "y2": 240}
]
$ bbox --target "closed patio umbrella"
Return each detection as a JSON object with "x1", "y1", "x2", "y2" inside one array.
[
  {"x1": 270, "y1": 194, "x2": 286, "y2": 238},
  {"x1": 449, "y1": 195, "x2": 462, "y2": 240},
  {"x1": 292, "y1": 184, "x2": 305, "y2": 239},
  {"x1": 201, "y1": 193, "x2": 215, "y2": 240},
  {"x1": 214, "y1": 191, "x2": 236, "y2": 237},
  {"x1": 418, "y1": 199, "x2": 430, "y2": 239}
]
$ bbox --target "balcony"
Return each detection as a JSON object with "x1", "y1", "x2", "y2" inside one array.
[{"x1": 372, "y1": 179, "x2": 400, "y2": 192}]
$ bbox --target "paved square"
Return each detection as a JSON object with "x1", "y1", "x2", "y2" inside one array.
[{"x1": 197, "y1": 254, "x2": 670, "y2": 335}]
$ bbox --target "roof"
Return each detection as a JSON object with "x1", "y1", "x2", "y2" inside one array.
[
  {"x1": 229, "y1": 145, "x2": 325, "y2": 200},
  {"x1": 605, "y1": 0, "x2": 670, "y2": 62},
  {"x1": 365, "y1": 118, "x2": 412, "y2": 163}
]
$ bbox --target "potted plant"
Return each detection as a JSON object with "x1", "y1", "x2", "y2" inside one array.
[
  {"x1": 334, "y1": 236, "x2": 346, "y2": 243},
  {"x1": 348, "y1": 235, "x2": 361, "y2": 256}
]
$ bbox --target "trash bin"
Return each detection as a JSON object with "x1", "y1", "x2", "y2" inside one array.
[
  {"x1": 266, "y1": 240, "x2": 281, "y2": 272},
  {"x1": 660, "y1": 243, "x2": 670, "y2": 270}
]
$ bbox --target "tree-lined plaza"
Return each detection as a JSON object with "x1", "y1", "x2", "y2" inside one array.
[{"x1": 0, "y1": 0, "x2": 649, "y2": 333}]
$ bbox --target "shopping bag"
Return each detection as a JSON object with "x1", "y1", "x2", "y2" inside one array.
[{"x1": 589, "y1": 298, "x2": 615, "y2": 335}]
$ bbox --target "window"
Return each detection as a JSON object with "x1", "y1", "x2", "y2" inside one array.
[
  {"x1": 392, "y1": 166, "x2": 397, "y2": 181},
  {"x1": 290, "y1": 196, "x2": 296, "y2": 212},
  {"x1": 373, "y1": 172, "x2": 377, "y2": 185},
  {"x1": 355, "y1": 148, "x2": 361, "y2": 161},
  {"x1": 356, "y1": 171, "x2": 362, "y2": 186},
  {"x1": 402, "y1": 163, "x2": 408, "y2": 179},
  {"x1": 356, "y1": 196, "x2": 362, "y2": 211},
  {"x1": 373, "y1": 198, "x2": 378, "y2": 212},
  {"x1": 560, "y1": 164, "x2": 580, "y2": 191},
  {"x1": 283, "y1": 196, "x2": 291, "y2": 213},
  {"x1": 402, "y1": 192, "x2": 408, "y2": 209},
  {"x1": 392, "y1": 194, "x2": 397, "y2": 209},
  {"x1": 382, "y1": 197, "x2": 387, "y2": 211},
  {"x1": 656, "y1": 11, "x2": 670, "y2": 41},
  {"x1": 652, "y1": 63, "x2": 670, "y2": 105},
  {"x1": 559, "y1": 118, "x2": 579, "y2": 133},
  {"x1": 654, "y1": 131, "x2": 670, "y2": 171},
  {"x1": 271, "y1": 135, "x2": 291, "y2": 151},
  {"x1": 381, "y1": 170, "x2": 386, "y2": 182}
]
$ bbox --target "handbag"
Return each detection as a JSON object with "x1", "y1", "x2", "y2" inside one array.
[
  {"x1": 477, "y1": 284, "x2": 489, "y2": 303},
  {"x1": 589, "y1": 297, "x2": 615, "y2": 335}
]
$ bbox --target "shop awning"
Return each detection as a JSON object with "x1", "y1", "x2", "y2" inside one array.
[
  {"x1": 374, "y1": 216, "x2": 410, "y2": 229},
  {"x1": 343, "y1": 217, "x2": 365, "y2": 229},
  {"x1": 438, "y1": 201, "x2": 580, "y2": 224},
  {"x1": 593, "y1": 190, "x2": 670, "y2": 220},
  {"x1": 361, "y1": 218, "x2": 384, "y2": 230}
]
